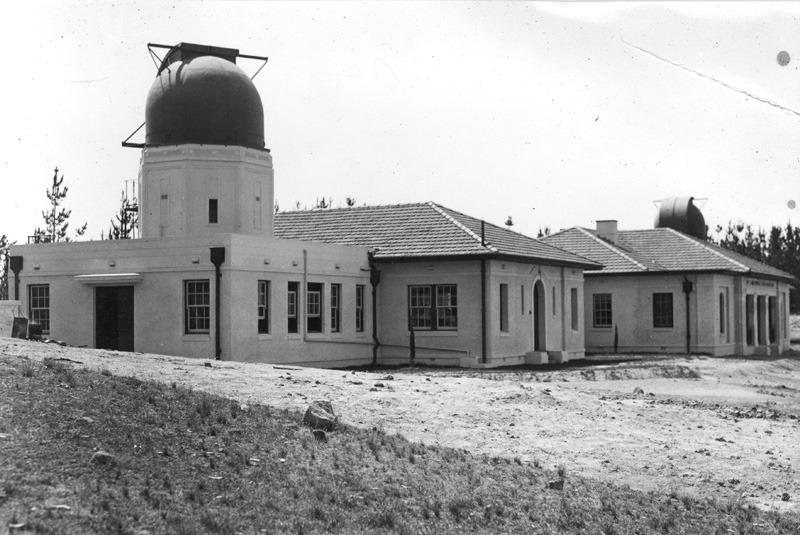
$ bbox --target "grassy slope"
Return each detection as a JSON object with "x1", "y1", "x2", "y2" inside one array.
[{"x1": 1, "y1": 355, "x2": 799, "y2": 535}]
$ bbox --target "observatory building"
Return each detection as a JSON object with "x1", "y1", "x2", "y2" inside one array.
[
  {"x1": 8, "y1": 42, "x2": 598, "y2": 367},
  {"x1": 542, "y1": 197, "x2": 797, "y2": 357}
]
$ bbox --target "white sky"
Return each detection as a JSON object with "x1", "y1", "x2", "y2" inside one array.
[{"x1": 1, "y1": 1, "x2": 798, "y2": 244}]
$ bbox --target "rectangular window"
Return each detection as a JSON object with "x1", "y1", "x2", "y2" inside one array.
[
  {"x1": 500, "y1": 283, "x2": 509, "y2": 332},
  {"x1": 521, "y1": 285, "x2": 525, "y2": 315},
  {"x1": 719, "y1": 292, "x2": 726, "y2": 335},
  {"x1": 330, "y1": 283, "x2": 341, "y2": 333},
  {"x1": 307, "y1": 282, "x2": 323, "y2": 333},
  {"x1": 653, "y1": 292, "x2": 674, "y2": 329},
  {"x1": 436, "y1": 285, "x2": 458, "y2": 329},
  {"x1": 552, "y1": 286, "x2": 556, "y2": 316},
  {"x1": 258, "y1": 280, "x2": 270, "y2": 334},
  {"x1": 29, "y1": 284, "x2": 50, "y2": 334},
  {"x1": 408, "y1": 284, "x2": 457, "y2": 330},
  {"x1": 355, "y1": 284, "x2": 365, "y2": 333},
  {"x1": 185, "y1": 280, "x2": 210, "y2": 334},
  {"x1": 208, "y1": 199, "x2": 219, "y2": 224},
  {"x1": 593, "y1": 293, "x2": 612, "y2": 328},
  {"x1": 288, "y1": 281, "x2": 299, "y2": 334},
  {"x1": 409, "y1": 285, "x2": 432, "y2": 329},
  {"x1": 570, "y1": 288, "x2": 579, "y2": 330}
]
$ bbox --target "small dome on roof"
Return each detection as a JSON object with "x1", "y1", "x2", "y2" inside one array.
[
  {"x1": 145, "y1": 45, "x2": 264, "y2": 150},
  {"x1": 655, "y1": 196, "x2": 707, "y2": 240}
]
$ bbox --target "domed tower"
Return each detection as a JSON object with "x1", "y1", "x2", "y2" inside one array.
[
  {"x1": 137, "y1": 43, "x2": 274, "y2": 238},
  {"x1": 654, "y1": 197, "x2": 707, "y2": 240}
]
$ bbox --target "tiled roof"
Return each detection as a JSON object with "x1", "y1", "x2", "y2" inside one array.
[
  {"x1": 540, "y1": 227, "x2": 649, "y2": 273},
  {"x1": 542, "y1": 226, "x2": 797, "y2": 283},
  {"x1": 274, "y1": 202, "x2": 599, "y2": 267}
]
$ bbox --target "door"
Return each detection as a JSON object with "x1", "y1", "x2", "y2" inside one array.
[{"x1": 95, "y1": 286, "x2": 134, "y2": 351}]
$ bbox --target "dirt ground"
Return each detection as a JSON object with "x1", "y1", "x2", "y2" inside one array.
[{"x1": 2, "y1": 324, "x2": 799, "y2": 513}]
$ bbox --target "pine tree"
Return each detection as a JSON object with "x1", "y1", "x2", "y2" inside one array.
[
  {"x1": 106, "y1": 191, "x2": 138, "y2": 240},
  {"x1": 34, "y1": 167, "x2": 87, "y2": 242},
  {"x1": 0, "y1": 234, "x2": 11, "y2": 300},
  {"x1": 314, "y1": 197, "x2": 332, "y2": 209}
]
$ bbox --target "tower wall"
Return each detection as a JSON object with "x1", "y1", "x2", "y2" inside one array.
[{"x1": 138, "y1": 145, "x2": 274, "y2": 238}]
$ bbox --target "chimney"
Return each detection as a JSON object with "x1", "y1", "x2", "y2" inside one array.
[{"x1": 596, "y1": 220, "x2": 618, "y2": 244}]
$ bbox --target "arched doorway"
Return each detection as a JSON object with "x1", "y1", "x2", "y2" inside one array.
[{"x1": 533, "y1": 280, "x2": 546, "y2": 351}]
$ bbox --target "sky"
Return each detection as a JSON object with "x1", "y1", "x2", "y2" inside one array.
[{"x1": 1, "y1": 1, "x2": 798, "y2": 245}]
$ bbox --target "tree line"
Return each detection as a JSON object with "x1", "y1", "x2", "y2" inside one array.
[{"x1": 712, "y1": 222, "x2": 800, "y2": 312}]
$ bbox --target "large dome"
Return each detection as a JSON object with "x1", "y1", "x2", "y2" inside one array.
[{"x1": 145, "y1": 53, "x2": 265, "y2": 150}]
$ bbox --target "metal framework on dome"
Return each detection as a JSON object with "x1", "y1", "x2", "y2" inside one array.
[{"x1": 121, "y1": 42, "x2": 269, "y2": 149}]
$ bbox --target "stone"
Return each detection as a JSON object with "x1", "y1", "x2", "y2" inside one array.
[
  {"x1": 633, "y1": 387, "x2": 644, "y2": 395},
  {"x1": 303, "y1": 401, "x2": 338, "y2": 431},
  {"x1": 89, "y1": 450, "x2": 115, "y2": 465},
  {"x1": 782, "y1": 493, "x2": 790, "y2": 502}
]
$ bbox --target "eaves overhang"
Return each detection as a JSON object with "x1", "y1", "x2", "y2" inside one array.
[{"x1": 373, "y1": 252, "x2": 600, "y2": 270}]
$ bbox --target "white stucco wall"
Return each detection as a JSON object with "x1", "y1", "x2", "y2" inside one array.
[
  {"x1": 9, "y1": 234, "x2": 373, "y2": 367},
  {"x1": 584, "y1": 273, "x2": 793, "y2": 357},
  {"x1": 138, "y1": 145, "x2": 275, "y2": 239},
  {"x1": 374, "y1": 259, "x2": 586, "y2": 367}
]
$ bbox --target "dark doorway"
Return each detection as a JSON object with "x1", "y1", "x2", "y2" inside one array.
[
  {"x1": 96, "y1": 286, "x2": 134, "y2": 351},
  {"x1": 533, "y1": 280, "x2": 546, "y2": 351}
]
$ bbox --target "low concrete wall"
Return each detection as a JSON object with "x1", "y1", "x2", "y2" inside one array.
[{"x1": 0, "y1": 301, "x2": 22, "y2": 337}]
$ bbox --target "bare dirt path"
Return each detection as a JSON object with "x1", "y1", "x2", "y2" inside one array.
[{"x1": 2, "y1": 337, "x2": 798, "y2": 512}]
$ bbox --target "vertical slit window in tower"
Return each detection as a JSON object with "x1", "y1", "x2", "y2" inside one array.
[
  {"x1": 160, "y1": 179, "x2": 169, "y2": 228},
  {"x1": 208, "y1": 177, "x2": 219, "y2": 225},
  {"x1": 254, "y1": 181, "x2": 262, "y2": 229},
  {"x1": 208, "y1": 199, "x2": 218, "y2": 224}
]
